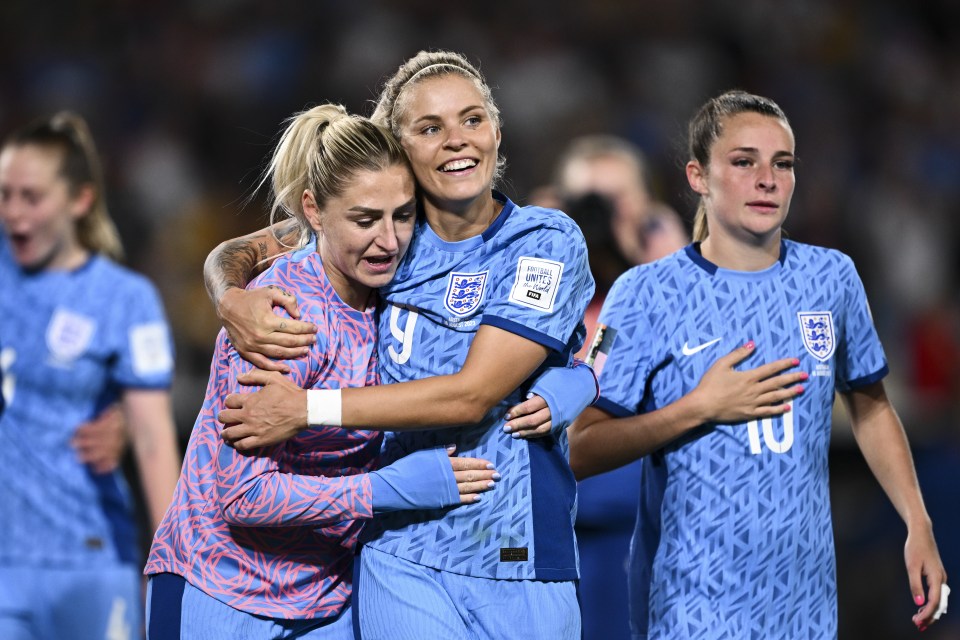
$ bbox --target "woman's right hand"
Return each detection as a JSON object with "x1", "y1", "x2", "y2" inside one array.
[
  {"x1": 692, "y1": 342, "x2": 807, "y2": 424},
  {"x1": 218, "y1": 286, "x2": 318, "y2": 373}
]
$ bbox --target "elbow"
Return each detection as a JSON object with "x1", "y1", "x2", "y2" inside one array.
[
  {"x1": 568, "y1": 446, "x2": 591, "y2": 482},
  {"x1": 567, "y1": 422, "x2": 595, "y2": 481},
  {"x1": 217, "y1": 486, "x2": 262, "y2": 527},
  {"x1": 219, "y1": 503, "x2": 249, "y2": 527},
  {"x1": 458, "y1": 390, "x2": 500, "y2": 424}
]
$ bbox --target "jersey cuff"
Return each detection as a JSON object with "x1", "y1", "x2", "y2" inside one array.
[
  {"x1": 593, "y1": 396, "x2": 634, "y2": 418},
  {"x1": 842, "y1": 363, "x2": 889, "y2": 391},
  {"x1": 480, "y1": 315, "x2": 567, "y2": 352}
]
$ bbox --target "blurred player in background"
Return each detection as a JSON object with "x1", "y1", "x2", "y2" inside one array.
[
  {"x1": 144, "y1": 103, "x2": 500, "y2": 640},
  {"x1": 569, "y1": 90, "x2": 948, "y2": 637},
  {"x1": 0, "y1": 111, "x2": 181, "y2": 640}
]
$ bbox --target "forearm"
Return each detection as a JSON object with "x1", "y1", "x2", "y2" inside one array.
[
  {"x1": 219, "y1": 469, "x2": 374, "y2": 526},
  {"x1": 339, "y1": 325, "x2": 547, "y2": 430},
  {"x1": 342, "y1": 374, "x2": 500, "y2": 430},
  {"x1": 203, "y1": 220, "x2": 300, "y2": 306},
  {"x1": 850, "y1": 403, "x2": 931, "y2": 529},
  {"x1": 125, "y1": 394, "x2": 181, "y2": 531},
  {"x1": 570, "y1": 393, "x2": 710, "y2": 480}
]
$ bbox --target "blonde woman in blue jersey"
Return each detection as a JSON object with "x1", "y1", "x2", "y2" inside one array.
[
  {"x1": 0, "y1": 112, "x2": 181, "y2": 640},
  {"x1": 568, "y1": 90, "x2": 949, "y2": 638}
]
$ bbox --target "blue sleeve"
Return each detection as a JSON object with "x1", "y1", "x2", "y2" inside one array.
[
  {"x1": 591, "y1": 270, "x2": 656, "y2": 417},
  {"x1": 111, "y1": 278, "x2": 175, "y2": 389},
  {"x1": 481, "y1": 217, "x2": 595, "y2": 353},
  {"x1": 833, "y1": 255, "x2": 888, "y2": 392},
  {"x1": 369, "y1": 446, "x2": 461, "y2": 512},
  {"x1": 528, "y1": 360, "x2": 599, "y2": 436}
]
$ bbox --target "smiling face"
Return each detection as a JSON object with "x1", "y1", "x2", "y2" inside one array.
[
  {"x1": 686, "y1": 112, "x2": 796, "y2": 249},
  {"x1": 393, "y1": 73, "x2": 501, "y2": 213},
  {"x1": 304, "y1": 163, "x2": 416, "y2": 309},
  {"x1": 0, "y1": 143, "x2": 91, "y2": 271}
]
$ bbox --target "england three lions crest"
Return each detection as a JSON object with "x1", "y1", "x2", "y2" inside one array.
[
  {"x1": 797, "y1": 311, "x2": 836, "y2": 362},
  {"x1": 444, "y1": 271, "x2": 488, "y2": 317},
  {"x1": 46, "y1": 308, "x2": 96, "y2": 364}
]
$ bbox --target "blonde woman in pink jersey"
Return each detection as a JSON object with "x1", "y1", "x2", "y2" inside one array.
[{"x1": 144, "y1": 104, "x2": 499, "y2": 640}]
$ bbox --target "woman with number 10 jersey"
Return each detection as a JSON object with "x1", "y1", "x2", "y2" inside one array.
[{"x1": 569, "y1": 90, "x2": 947, "y2": 638}]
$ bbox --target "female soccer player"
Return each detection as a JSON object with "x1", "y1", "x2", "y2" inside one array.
[
  {"x1": 568, "y1": 90, "x2": 948, "y2": 637},
  {"x1": 144, "y1": 104, "x2": 501, "y2": 639},
  {"x1": 0, "y1": 112, "x2": 181, "y2": 640}
]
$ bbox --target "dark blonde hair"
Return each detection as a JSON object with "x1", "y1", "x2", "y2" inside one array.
[
  {"x1": 371, "y1": 50, "x2": 505, "y2": 184},
  {"x1": 687, "y1": 90, "x2": 790, "y2": 242},
  {"x1": 262, "y1": 103, "x2": 411, "y2": 244},
  {"x1": 4, "y1": 111, "x2": 123, "y2": 261}
]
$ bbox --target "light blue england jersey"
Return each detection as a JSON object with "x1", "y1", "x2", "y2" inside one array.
[
  {"x1": 591, "y1": 241, "x2": 887, "y2": 639},
  {"x1": 0, "y1": 236, "x2": 10, "y2": 417},
  {"x1": 0, "y1": 246, "x2": 174, "y2": 569},
  {"x1": 367, "y1": 193, "x2": 594, "y2": 580}
]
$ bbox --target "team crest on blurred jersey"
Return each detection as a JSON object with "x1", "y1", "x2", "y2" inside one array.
[
  {"x1": 46, "y1": 308, "x2": 95, "y2": 363},
  {"x1": 444, "y1": 271, "x2": 488, "y2": 317},
  {"x1": 797, "y1": 311, "x2": 835, "y2": 362}
]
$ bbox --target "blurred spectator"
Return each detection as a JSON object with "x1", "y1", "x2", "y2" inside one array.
[
  {"x1": 531, "y1": 134, "x2": 689, "y2": 640},
  {"x1": 554, "y1": 134, "x2": 689, "y2": 266}
]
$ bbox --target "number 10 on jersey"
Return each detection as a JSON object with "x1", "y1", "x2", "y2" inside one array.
[{"x1": 746, "y1": 407, "x2": 795, "y2": 454}]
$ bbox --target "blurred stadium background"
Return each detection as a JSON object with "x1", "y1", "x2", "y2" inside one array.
[{"x1": 1, "y1": 1, "x2": 956, "y2": 637}]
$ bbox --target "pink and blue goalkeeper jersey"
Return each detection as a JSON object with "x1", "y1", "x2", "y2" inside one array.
[
  {"x1": 367, "y1": 193, "x2": 595, "y2": 580},
  {"x1": 145, "y1": 246, "x2": 381, "y2": 620},
  {"x1": 592, "y1": 241, "x2": 887, "y2": 639},
  {"x1": 0, "y1": 240, "x2": 174, "y2": 570}
]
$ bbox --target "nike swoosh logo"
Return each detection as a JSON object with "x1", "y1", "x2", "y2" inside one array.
[{"x1": 681, "y1": 337, "x2": 722, "y2": 356}]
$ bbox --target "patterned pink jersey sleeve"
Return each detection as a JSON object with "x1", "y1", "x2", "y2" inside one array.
[{"x1": 213, "y1": 334, "x2": 376, "y2": 527}]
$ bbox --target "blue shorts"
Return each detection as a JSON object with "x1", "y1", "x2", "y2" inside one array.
[
  {"x1": 357, "y1": 545, "x2": 580, "y2": 639},
  {"x1": 0, "y1": 564, "x2": 140, "y2": 640},
  {"x1": 145, "y1": 573, "x2": 354, "y2": 640}
]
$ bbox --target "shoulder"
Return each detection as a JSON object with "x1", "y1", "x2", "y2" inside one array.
[
  {"x1": 251, "y1": 247, "x2": 326, "y2": 300},
  {"x1": 89, "y1": 256, "x2": 164, "y2": 302},
  {"x1": 251, "y1": 249, "x2": 337, "y2": 324},
  {"x1": 783, "y1": 239, "x2": 857, "y2": 275},
  {"x1": 606, "y1": 249, "x2": 690, "y2": 309},
  {"x1": 508, "y1": 202, "x2": 585, "y2": 238}
]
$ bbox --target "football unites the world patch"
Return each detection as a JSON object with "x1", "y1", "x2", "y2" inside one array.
[
  {"x1": 797, "y1": 311, "x2": 836, "y2": 361},
  {"x1": 444, "y1": 271, "x2": 489, "y2": 317},
  {"x1": 130, "y1": 322, "x2": 174, "y2": 376},
  {"x1": 508, "y1": 257, "x2": 563, "y2": 312}
]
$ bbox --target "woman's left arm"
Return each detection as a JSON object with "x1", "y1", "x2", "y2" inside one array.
[
  {"x1": 121, "y1": 389, "x2": 181, "y2": 532},
  {"x1": 842, "y1": 380, "x2": 947, "y2": 631}
]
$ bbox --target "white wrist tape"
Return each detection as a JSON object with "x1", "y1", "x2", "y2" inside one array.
[
  {"x1": 307, "y1": 389, "x2": 343, "y2": 427},
  {"x1": 933, "y1": 583, "x2": 950, "y2": 622}
]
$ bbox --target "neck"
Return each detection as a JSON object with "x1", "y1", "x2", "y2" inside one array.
[
  {"x1": 318, "y1": 245, "x2": 372, "y2": 311},
  {"x1": 700, "y1": 230, "x2": 781, "y2": 271},
  {"x1": 421, "y1": 191, "x2": 502, "y2": 242},
  {"x1": 39, "y1": 238, "x2": 90, "y2": 272}
]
